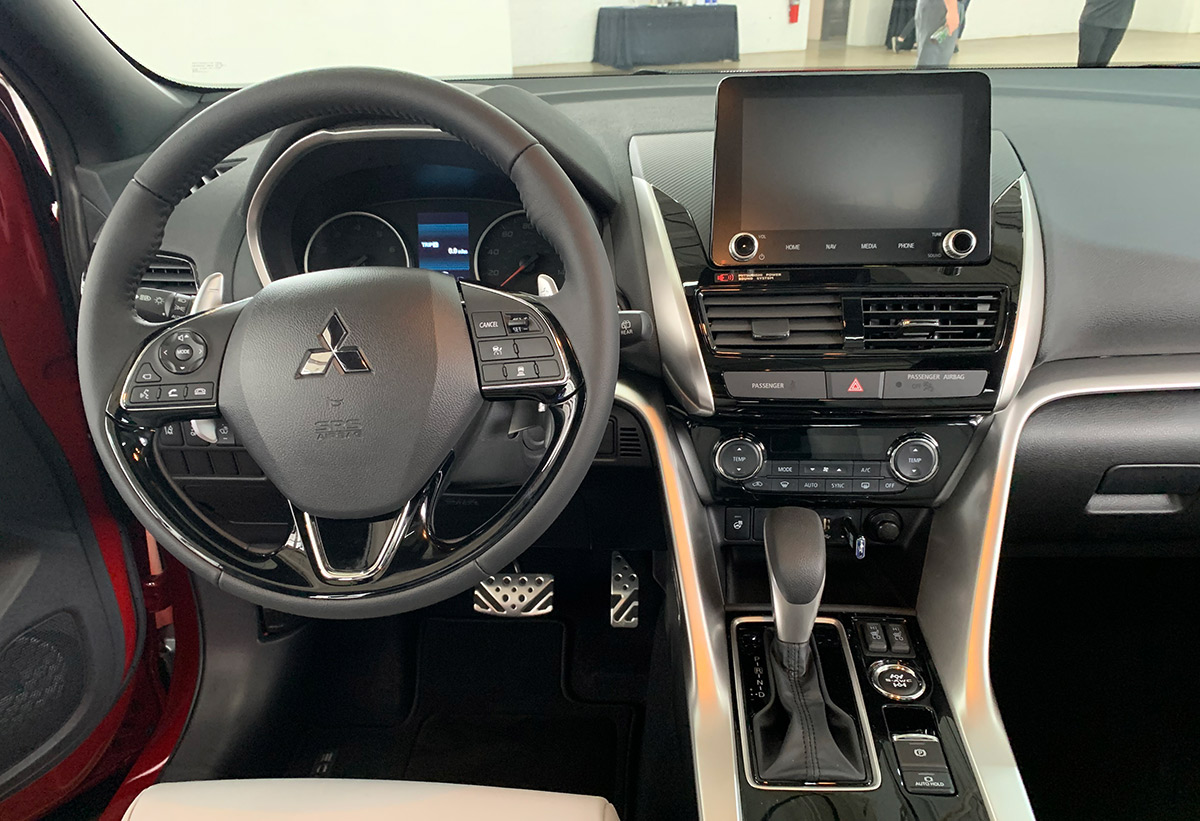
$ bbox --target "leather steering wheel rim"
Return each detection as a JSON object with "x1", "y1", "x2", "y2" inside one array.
[{"x1": 78, "y1": 68, "x2": 618, "y2": 618}]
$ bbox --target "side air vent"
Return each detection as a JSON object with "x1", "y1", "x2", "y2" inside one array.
[
  {"x1": 862, "y1": 291, "x2": 1002, "y2": 350},
  {"x1": 188, "y1": 158, "x2": 244, "y2": 195},
  {"x1": 617, "y1": 424, "x2": 645, "y2": 460},
  {"x1": 702, "y1": 293, "x2": 844, "y2": 352},
  {"x1": 142, "y1": 253, "x2": 198, "y2": 295}
]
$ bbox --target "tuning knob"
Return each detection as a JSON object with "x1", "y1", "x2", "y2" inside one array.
[{"x1": 713, "y1": 436, "x2": 765, "y2": 482}]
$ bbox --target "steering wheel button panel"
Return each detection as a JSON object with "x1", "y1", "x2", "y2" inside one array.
[{"x1": 461, "y1": 282, "x2": 572, "y2": 395}]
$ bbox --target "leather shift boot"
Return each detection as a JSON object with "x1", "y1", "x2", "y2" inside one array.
[{"x1": 750, "y1": 631, "x2": 867, "y2": 783}]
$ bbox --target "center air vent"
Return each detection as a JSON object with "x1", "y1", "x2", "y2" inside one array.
[
  {"x1": 702, "y1": 293, "x2": 844, "y2": 352},
  {"x1": 142, "y1": 254, "x2": 198, "y2": 295},
  {"x1": 862, "y1": 291, "x2": 1002, "y2": 350}
]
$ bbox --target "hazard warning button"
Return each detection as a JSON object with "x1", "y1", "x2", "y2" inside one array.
[{"x1": 827, "y1": 372, "x2": 883, "y2": 399}]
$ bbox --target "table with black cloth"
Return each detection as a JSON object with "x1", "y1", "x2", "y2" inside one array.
[{"x1": 593, "y1": 5, "x2": 739, "y2": 70}]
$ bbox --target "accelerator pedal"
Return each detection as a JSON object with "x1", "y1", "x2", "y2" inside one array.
[{"x1": 610, "y1": 552, "x2": 639, "y2": 628}]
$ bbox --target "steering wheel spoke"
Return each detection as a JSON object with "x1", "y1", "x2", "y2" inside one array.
[
  {"x1": 460, "y1": 282, "x2": 578, "y2": 404},
  {"x1": 112, "y1": 300, "x2": 247, "y2": 428}
]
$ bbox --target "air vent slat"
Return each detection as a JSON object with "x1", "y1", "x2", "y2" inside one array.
[
  {"x1": 862, "y1": 290, "x2": 1002, "y2": 351},
  {"x1": 702, "y1": 292, "x2": 845, "y2": 353},
  {"x1": 142, "y1": 254, "x2": 198, "y2": 295}
]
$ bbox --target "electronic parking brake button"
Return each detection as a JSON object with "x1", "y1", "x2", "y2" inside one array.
[{"x1": 894, "y1": 736, "x2": 948, "y2": 771}]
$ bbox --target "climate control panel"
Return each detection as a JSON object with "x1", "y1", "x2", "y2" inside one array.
[{"x1": 696, "y1": 422, "x2": 972, "y2": 504}]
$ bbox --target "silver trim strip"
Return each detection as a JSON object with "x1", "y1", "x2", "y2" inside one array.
[
  {"x1": 730, "y1": 615, "x2": 882, "y2": 792},
  {"x1": 995, "y1": 176, "x2": 1044, "y2": 411},
  {"x1": 630, "y1": 176, "x2": 715, "y2": 417},
  {"x1": 246, "y1": 126, "x2": 449, "y2": 286},
  {"x1": 298, "y1": 506, "x2": 414, "y2": 584},
  {"x1": 614, "y1": 379, "x2": 740, "y2": 820}
]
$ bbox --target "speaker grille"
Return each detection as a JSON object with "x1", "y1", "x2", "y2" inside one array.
[{"x1": 0, "y1": 611, "x2": 87, "y2": 772}]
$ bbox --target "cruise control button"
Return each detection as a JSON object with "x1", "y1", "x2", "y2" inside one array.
[
  {"x1": 902, "y1": 769, "x2": 955, "y2": 796},
  {"x1": 480, "y1": 363, "x2": 507, "y2": 383},
  {"x1": 477, "y1": 340, "x2": 518, "y2": 360},
  {"x1": 135, "y1": 363, "x2": 161, "y2": 383},
  {"x1": 515, "y1": 337, "x2": 554, "y2": 358},
  {"x1": 827, "y1": 372, "x2": 883, "y2": 399},
  {"x1": 471, "y1": 312, "x2": 506, "y2": 338},
  {"x1": 534, "y1": 359, "x2": 562, "y2": 379},
  {"x1": 505, "y1": 312, "x2": 540, "y2": 334},
  {"x1": 506, "y1": 361, "x2": 537, "y2": 381}
]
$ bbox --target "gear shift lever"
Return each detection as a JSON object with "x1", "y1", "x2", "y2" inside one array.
[
  {"x1": 764, "y1": 507, "x2": 826, "y2": 645},
  {"x1": 750, "y1": 507, "x2": 867, "y2": 784}
]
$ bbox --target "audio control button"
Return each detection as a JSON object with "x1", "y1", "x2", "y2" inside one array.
[{"x1": 714, "y1": 437, "x2": 765, "y2": 481}]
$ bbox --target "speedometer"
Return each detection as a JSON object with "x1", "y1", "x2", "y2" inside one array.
[
  {"x1": 474, "y1": 211, "x2": 565, "y2": 293},
  {"x1": 304, "y1": 211, "x2": 410, "y2": 273}
]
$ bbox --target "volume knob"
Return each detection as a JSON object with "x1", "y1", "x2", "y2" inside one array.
[{"x1": 714, "y1": 436, "x2": 765, "y2": 482}]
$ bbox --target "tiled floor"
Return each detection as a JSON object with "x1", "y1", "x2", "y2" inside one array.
[{"x1": 515, "y1": 30, "x2": 1200, "y2": 75}]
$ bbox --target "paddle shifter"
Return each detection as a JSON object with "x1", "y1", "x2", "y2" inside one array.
[{"x1": 751, "y1": 507, "x2": 867, "y2": 784}]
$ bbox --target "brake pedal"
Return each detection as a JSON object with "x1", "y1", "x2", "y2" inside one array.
[
  {"x1": 610, "y1": 552, "x2": 639, "y2": 628},
  {"x1": 474, "y1": 572, "x2": 554, "y2": 617}
]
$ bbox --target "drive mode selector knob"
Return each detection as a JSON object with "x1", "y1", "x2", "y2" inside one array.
[
  {"x1": 714, "y1": 436, "x2": 765, "y2": 482},
  {"x1": 889, "y1": 434, "x2": 939, "y2": 484}
]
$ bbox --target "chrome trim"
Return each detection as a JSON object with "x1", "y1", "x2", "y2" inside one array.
[
  {"x1": 867, "y1": 661, "x2": 927, "y2": 701},
  {"x1": 888, "y1": 433, "x2": 940, "y2": 485},
  {"x1": 728, "y1": 231, "x2": 758, "y2": 262},
  {"x1": 629, "y1": 175, "x2": 715, "y2": 417},
  {"x1": 712, "y1": 435, "x2": 764, "y2": 482},
  {"x1": 942, "y1": 228, "x2": 977, "y2": 260},
  {"x1": 614, "y1": 379, "x2": 740, "y2": 820},
  {"x1": 297, "y1": 505, "x2": 415, "y2": 584},
  {"x1": 995, "y1": 175, "x2": 1044, "y2": 411},
  {"x1": 730, "y1": 616, "x2": 881, "y2": 792},
  {"x1": 302, "y1": 210, "x2": 410, "y2": 274},
  {"x1": 246, "y1": 126, "x2": 449, "y2": 286}
]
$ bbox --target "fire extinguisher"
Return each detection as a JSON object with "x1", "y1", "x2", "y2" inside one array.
[{"x1": 788, "y1": 0, "x2": 801, "y2": 25}]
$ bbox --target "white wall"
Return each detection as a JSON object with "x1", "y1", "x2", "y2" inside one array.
[
  {"x1": 510, "y1": 0, "x2": 811, "y2": 67},
  {"x1": 77, "y1": 0, "x2": 514, "y2": 84},
  {"x1": 846, "y1": 0, "x2": 891, "y2": 47},
  {"x1": 1130, "y1": 0, "x2": 1200, "y2": 31}
]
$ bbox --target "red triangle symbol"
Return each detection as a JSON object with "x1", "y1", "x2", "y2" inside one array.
[{"x1": 847, "y1": 378, "x2": 864, "y2": 393}]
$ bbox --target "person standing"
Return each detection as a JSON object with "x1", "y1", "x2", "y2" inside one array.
[
  {"x1": 1078, "y1": 0, "x2": 1137, "y2": 67},
  {"x1": 915, "y1": 0, "x2": 963, "y2": 68}
]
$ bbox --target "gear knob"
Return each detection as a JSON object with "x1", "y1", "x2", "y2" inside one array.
[{"x1": 764, "y1": 508, "x2": 826, "y2": 645}]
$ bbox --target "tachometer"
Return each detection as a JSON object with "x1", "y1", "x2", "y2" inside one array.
[
  {"x1": 304, "y1": 211, "x2": 410, "y2": 273},
  {"x1": 474, "y1": 211, "x2": 565, "y2": 293}
]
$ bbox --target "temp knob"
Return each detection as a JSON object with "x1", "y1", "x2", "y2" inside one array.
[
  {"x1": 889, "y1": 435, "x2": 940, "y2": 485},
  {"x1": 713, "y1": 436, "x2": 765, "y2": 482}
]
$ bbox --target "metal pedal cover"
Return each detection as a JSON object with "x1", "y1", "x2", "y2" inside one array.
[
  {"x1": 474, "y1": 572, "x2": 554, "y2": 617},
  {"x1": 610, "y1": 552, "x2": 639, "y2": 628}
]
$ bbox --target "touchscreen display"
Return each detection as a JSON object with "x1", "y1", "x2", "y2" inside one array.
[{"x1": 710, "y1": 73, "x2": 991, "y2": 268}]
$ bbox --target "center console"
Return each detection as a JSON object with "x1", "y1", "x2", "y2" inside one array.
[{"x1": 631, "y1": 71, "x2": 1032, "y2": 820}]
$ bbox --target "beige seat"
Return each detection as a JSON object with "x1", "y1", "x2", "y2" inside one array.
[{"x1": 122, "y1": 779, "x2": 620, "y2": 820}]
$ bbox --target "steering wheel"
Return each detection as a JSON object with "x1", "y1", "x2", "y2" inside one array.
[{"x1": 78, "y1": 69, "x2": 618, "y2": 618}]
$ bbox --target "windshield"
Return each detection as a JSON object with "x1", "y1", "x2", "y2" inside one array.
[{"x1": 76, "y1": 0, "x2": 1198, "y2": 87}]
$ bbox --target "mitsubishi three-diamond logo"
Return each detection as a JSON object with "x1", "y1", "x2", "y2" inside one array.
[{"x1": 297, "y1": 312, "x2": 372, "y2": 377}]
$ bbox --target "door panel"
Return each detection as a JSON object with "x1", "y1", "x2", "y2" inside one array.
[{"x1": 0, "y1": 85, "x2": 142, "y2": 811}]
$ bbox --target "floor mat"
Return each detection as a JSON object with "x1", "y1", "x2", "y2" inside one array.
[{"x1": 293, "y1": 615, "x2": 637, "y2": 814}]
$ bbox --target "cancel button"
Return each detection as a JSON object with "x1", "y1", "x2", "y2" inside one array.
[{"x1": 883, "y1": 370, "x2": 987, "y2": 399}]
